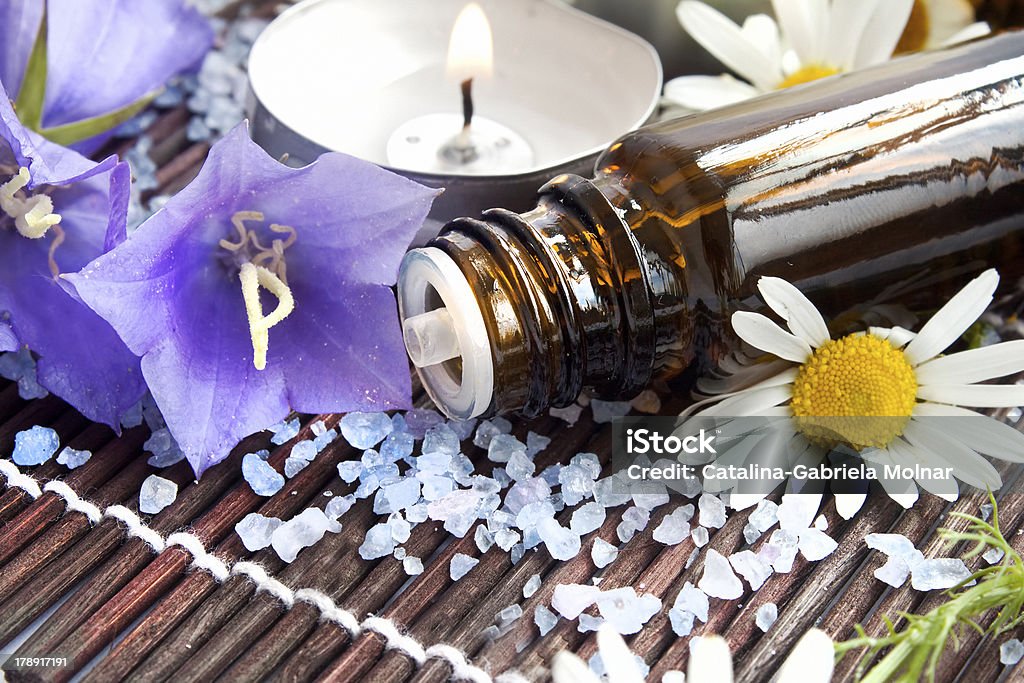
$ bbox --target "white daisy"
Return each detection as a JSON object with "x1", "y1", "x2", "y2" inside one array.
[
  {"x1": 550, "y1": 624, "x2": 834, "y2": 683},
  {"x1": 895, "y1": 0, "x2": 991, "y2": 53},
  {"x1": 663, "y1": 0, "x2": 988, "y2": 112},
  {"x1": 682, "y1": 269, "x2": 1024, "y2": 517}
]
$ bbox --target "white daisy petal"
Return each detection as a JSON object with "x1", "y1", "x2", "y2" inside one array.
[
  {"x1": 826, "y1": 0, "x2": 880, "y2": 70},
  {"x1": 869, "y1": 326, "x2": 917, "y2": 348},
  {"x1": 551, "y1": 652, "x2": 601, "y2": 683},
  {"x1": 697, "y1": 358, "x2": 795, "y2": 395},
  {"x1": 732, "y1": 312, "x2": 813, "y2": 363},
  {"x1": 775, "y1": 629, "x2": 835, "y2": 683},
  {"x1": 835, "y1": 492, "x2": 866, "y2": 519},
  {"x1": 663, "y1": 74, "x2": 761, "y2": 111},
  {"x1": 917, "y1": 384, "x2": 1024, "y2": 408},
  {"x1": 926, "y1": 0, "x2": 980, "y2": 45},
  {"x1": 688, "y1": 635, "x2": 734, "y2": 683},
  {"x1": 772, "y1": 0, "x2": 825, "y2": 64},
  {"x1": 756, "y1": 277, "x2": 831, "y2": 347},
  {"x1": 889, "y1": 438, "x2": 959, "y2": 500},
  {"x1": 914, "y1": 340, "x2": 1024, "y2": 385},
  {"x1": 741, "y1": 14, "x2": 782, "y2": 65},
  {"x1": 676, "y1": 1, "x2": 784, "y2": 90},
  {"x1": 903, "y1": 420, "x2": 1003, "y2": 490},
  {"x1": 698, "y1": 385, "x2": 792, "y2": 418},
  {"x1": 904, "y1": 269, "x2": 999, "y2": 365},
  {"x1": 596, "y1": 626, "x2": 646, "y2": 683},
  {"x1": 943, "y1": 21, "x2": 991, "y2": 46},
  {"x1": 874, "y1": 450, "x2": 919, "y2": 508},
  {"x1": 852, "y1": 0, "x2": 914, "y2": 67},
  {"x1": 914, "y1": 403, "x2": 1024, "y2": 463}
]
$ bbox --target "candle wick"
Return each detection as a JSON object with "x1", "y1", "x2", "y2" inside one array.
[{"x1": 461, "y1": 78, "x2": 474, "y2": 130}]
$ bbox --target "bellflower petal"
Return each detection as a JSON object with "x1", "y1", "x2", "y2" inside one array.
[
  {"x1": 69, "y1": 123, "x2": 438, "y2": 475},
  {"x1": 0, "y1": 80, "x2": 145, "y2": 427},
  {"x1": 0, "y1": 0, "x2": 42, "y2": 97}
]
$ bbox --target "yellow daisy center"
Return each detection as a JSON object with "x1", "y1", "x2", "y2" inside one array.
[
  {"x1": 896, "y1": 0, "x2": 929, "y2": 53},
  {"x1": 776, "y1": 64, "x2": 841, "y2": 89},
  {"x1": 790, "y1": 333, "x2": 918, "y2": 451}
]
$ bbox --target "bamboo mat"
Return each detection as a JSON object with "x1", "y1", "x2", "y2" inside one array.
[{"x1": 2, "y1": 2, "x2": 1024, "y2": 681}]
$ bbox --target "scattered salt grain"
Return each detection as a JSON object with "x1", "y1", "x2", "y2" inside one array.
[
  {"x1": 592, "y1": 538, "x2": 618, "y2": 568},
  {"x1": 698, "y1": 493, "x2": 727, "y2": 529},
  {"x1": 755, "y1": 603, "x2": 778, "y2": 632},
  {"x1": 284, "y1": 457, "x2": 308, "y2": 478},
  {"x1": 669, "y1": 609, "x2": 695, "y2": 637},
  {"x1": 235, "y1": 512, "x2": 282, "y2": 551},
  {"x1": 1001, "y1": 639, "x2": 1024, "y2": 665},
  {"x1": 0, "y1": 348, "x2": 47, "y2": 400},
  {"x1": 488, "y1": 434, "x2": 526, "y2": 463},
  {"x1": 874, "y1": 557, "x2": 912, "y2": 588},
  {"x1": 549, "y1": 403, "x2": 584, "y2": 426},
  {"x1": 743, "y1": 523, "x2": 762, "y2": 545},
  {"x1": 596, "y1": 587, "x2": 661, "y2": 634},
  {"x1": 403, "y1": 556, "x2": 424, "y2": 576},
  {"x1": 339, "y1": 412, "x2": 393, "y2": 449},
  {"x1": 450, "y1": 553, "x2": 479, "y2": 580},
  {"x1": 473, "y1": 418, "x2": 511, "y2": 449},
  {"x1": 777, "y1": 494, "x2": 819, "y2": 531},
  {"x1": 269, "y1": 417, "x2": 300, "y2": 445},
  {"x1": 404, "y1": 409, "x2": 446, "y2": 437},
  {"x1": 535, "y1": 605, "x2": 558, "y2": 635},
  {"x1": 359, "y1": 523, "x2": 396, "y2": 560},
  {"x1": 699, "y1": 549, "x2": 744, "y2": 600},
  {"x1": 538, "y1": 517, "x2": 581, "y2": 561},
  {"x1": 242, "y1": 453, "x2": 285, "y2": 496},
  {"x1": 12, "y1": 426, "x2": 60, "y2": 466},
  {"x1": 984, "y1": 546, "x2": 1006, "y2": 565},
  {"x1": 447, "y1": 419, "x2": 477, "y2": 441},
  {"x1": 570, "y1": 502, "x2": 606, "y2": 536},
  {"x1": 813, "y1": 515, "x2": 828, "y2": 531},
  {"x1": 691, "y1": 526, "x2": 709, "y2": 548},
  {"x1": 139, "y1": 474, "x2": 178, "y2": 514},
  {"x1": 748, "y1": 499, "x2": 779, "y2": 532},
  {"x1": 475, "y1": 525, "x2": 495, "y2": 553},
  {"x1": 325, "y1": 494, "x2": 355, "y2": 520},
  {"x1": 729, "y1": 550, "x2": 773, "y2": 590},
  {"x1": 497, "y1": 604, "x2": 523, "y2": 627},
  {"x1": 506, "y1": 450, "x2": 536, "y2": 482},
  {"x1": 911, "y1": 558, "x2": 973, "y2": 591},
  {"x1": 617, "y1": 506, "x2": 651, "y2": 543},
  {"x1": 57, "y1": 447, "x2": 92, "y2": 469},
  {"x1": 524, "y1": 573, "x2": 542, "y2": 598},
  {"x1": 653, "y1": 505, "x2": 693, "y2": 545},
  {"x1": 144, "y1": 428, "x2": 185, "y2": 467},
  {"x1": 423, "y1": 424, "x2": 460, "y2": 455},
  {"x1": 272, "y1": 507, "x2": 341, "y2": 563},
  {"x1": 526, "y1": 431, "x2": 551, "y2": 457},
  {"x1": 798, "y1": 528, "x2": 838, "y2": 561},
  {"x1": 578, "y1": 614, "x2": 605, "y2": 633},
  {"x1": 495, "y1": 529, "x2": 521, "y2": 551},
  {"x1": 551, "y1": 583, "x2": 601, "y2": 619},
  {"x1": 336, "y1": 460, "x2": 362, "y2": 483},
  {"x1": 673, "y1": 582, "x2": 709, "y2": 623},
  {"x1": 590, "y1": 399, "x2": 632, "y2": 424}
]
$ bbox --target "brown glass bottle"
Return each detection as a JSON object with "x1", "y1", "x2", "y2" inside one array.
[{"x1": 397, "y1": 32, "x2": 1024, "y2": 420}]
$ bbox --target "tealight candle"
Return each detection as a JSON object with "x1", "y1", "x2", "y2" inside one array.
[{"x1": 247, "y1": 0, "x2": 661, "y2": 234}]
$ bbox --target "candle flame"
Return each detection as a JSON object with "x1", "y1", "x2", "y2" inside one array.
[{"x1": 446, "y1": 3, "x2": 493, "y2": 82}]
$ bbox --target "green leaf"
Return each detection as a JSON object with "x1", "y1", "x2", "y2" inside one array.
[
  {"x1": 38, "y1": 90, "x2": 160, "y2": 147},
  {"x1": 15, "y1": 6, "x2": 48, "y2": 131}
]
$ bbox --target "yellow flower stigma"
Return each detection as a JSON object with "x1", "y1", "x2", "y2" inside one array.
[
  {"x1": 777, "y1": 64, "x2": 841, "y2": 90},
  {"x1": 790, "y1": 333, "x2": 918, "y2": 451},
  {"x1": 1, "y1": 167, "x2": 61, "y2": 239}
]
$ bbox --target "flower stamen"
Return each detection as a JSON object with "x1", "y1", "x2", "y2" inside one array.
[
  {"x1": 1, "y1": 167, "x2": 61, "y2": 239},
  {"x1": 239, "y1": 262, "x2": 294, "y2": 371}
]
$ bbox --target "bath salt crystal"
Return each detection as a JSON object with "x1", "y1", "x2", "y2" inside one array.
[
  {"x1": 403, "y1": 556, "x2": 424, "y2": 576},
  {"x1": 339, "y1": 412, "x2": 393, "y2": 449},
  {"x1": 406, "y1": 503, "x2": 429, "y2": 524},
  {"x1": 691, "y1": 526, "x2": 709, "y2": 548},
  {"x1": 403, "y1": 409, "x2": 446, "y2": 438},
  {"x1": 495, "y1": 528, "x2": 521, "y2": 551},
  {"x1": 910, "y1": 558, "x2": 973, "y2": 591},
  {"x1": 359, "y1": 523, "x2": 396, "y2": 560},
  {"x1": 874, "y1": 557, "x2": 912, "y2": 587},
  {"x1": 755, "y1": 603, "x2": 778, "y2": 632},
  {"x1": 447, "y1": 418, "x2": 477, "y2": 441},
  {"x1": 488, "y1": 434, "x2": 526, "y2": 463},
  {"x1": 269, "y1": 417, "x2": 300, "y2": 445},
  {"x1": 551, "y1": 584, "x2": 601, "y2": 620},
  {"x1": 763, "y1": 529, "x2": 800, "y2": 573},
  {"x1": 698, "y1": 549, "x2": 744, "y2": 600},
  {"x1": 698, "y1": 494, "x2": 727, "y2": 529},
  {"x1": 284, "y1": 457, "x2": 308, "y2": 478},
  {"x1": 984, "y1": 546, "x2": 1006, "y2": 565},
  {"x1": 12, "y1": 426, "x2": 60, "y2": 466},
  {"x1": 549, "y1": 404, "x2": 584, "y2": 426},
  {"x1": 504, "y1": 477, "x2": 552, "y2": 516},
  {"x1": 535, "y1": 605, "x2": 558, "y2": 636},
  {"x1": 139, "y1": 475, "x2": 178, "y2": 514},
  {"x1": 473, "y1": 419, "x2": 510, "y2": 449},
  {"x1": 592, "y1": 476, "x2": 632, "y2": 508},
  {"x1": 523, "y1": 573, "x2": 542, "y2": 598},
  {"x1": 981, "y1": 502, "x2": 994, "y2": 521},
  {"x1": 511, "y1": 543, "x2": 526, "y2": 564},
  {"x1": 382, "y1": 478, "x2": 421, "y2": 512},
  {"x1": 559, "y1": 464, "x2": 595, "y2": 506},
  {"x1": 336, "y1": 460, "x2": 362, "y2": 484},
  {"x1": 590, "y1": 399, "x2": 632, "y2": 424},
  {"x1": 387, "y1": 515, "x2": 412, "y2": 543},
  {"x1": 242, "y1": 453, "x2": 285, "y2": 496},
  {"x1": 235, "y1": 512, "x2": 282, "y2": 551},
  {"x1": 538, "y1": 517, "x2": 582, "y2": 561},
  {"x1": 475, "y1": 525, "x2": 495, "y2": 553},
  {"x1": 312, "y1": 428, "x2": 336, "y2": 452},
  {"x1": 743, "y1": 523, "x2": 762, "y2": 545},
  {"x1": 673, "y1": 582, "x2": 710, "y2": 623},
  {"x1": 813, "y1": 515, "x2": 828, "y2": 530},
  {"x1": 653, "y1": 506, "x2": 693, "y2": 546},
  {"x1": 729, "y1": 550, "x2": 773, "y2": 590},
  {"x1": 325, "y1": 494, "x2": 355, "y2": 520},
  {"x1": 423, "y1": 424, "x2": 461, "y2": 455},
  {"x1": 570, "y1": 502, "x2": 606, "y2": 536},
  {"x1": 290, "y1": 439, "x2": 317, "y2": 462},
  {"x1": 596, "y1": 588, "x2": 661, "y2": 634},
  {"x1": 144, "y1": 428, "x2": 185, "y2": 467},
  {"x1": 578, "y1": 614, "x2": 605, "y2": 633},
  {"x1": 777, "y1": 494, "x2": 819, "y2": 531},
  {"x1": 450, "y1": 553, "x2": 479, "y2": 581},
  {"x1": 526, "y1": 431, "x2": 551, "y2": 457},
  {"x1": 748, "y1": 499, "x2": 779, "y2": 532},
  {"x1": 669, "y1": 608, "x2": 695, "y2": 637},
  {"x1": 865, "y1": 534, "x2": 923, "y2": 567},
  {"x1": 591, "y1": 538, "x2": 619, "y2": 568},
  {"x1": 57, "y1": 447, "x2": 92, "y2": 469},
  {"x1": 394, "y1": 546, "x2": 407, "y2": 560},
  {"x1": 272, "y1": 507, "x2": 341, "y2": 563},
  {"x1": 1001, "y1": 639, "x2": 1024, "y2": 665},
  {"x1": 506, "y1": 451, "x2": 536, "y2": 482},
  {"x1": 497, "y1": 604, "x2": 523, "y2": 627},
  {"x1": 798, "y1": 528, "x2": 838, "y2": 561}
]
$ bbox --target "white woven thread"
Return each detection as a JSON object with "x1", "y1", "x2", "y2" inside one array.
[{"x1": 1, "y1": 459, "x2": 495, "y2": 682}]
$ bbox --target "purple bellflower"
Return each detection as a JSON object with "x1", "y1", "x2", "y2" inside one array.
[
  {"x1": 69, "y1": 124, "x2": 439, "y2": 475},
  {"x1": 0, "y1": 81, "x2": 146, "y2": 427},
  {"x1": 1, "y1": 0, "x2": 213, "y2": 151}
]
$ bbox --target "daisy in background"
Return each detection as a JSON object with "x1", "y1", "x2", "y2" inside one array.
[
  {"x1": 663, "y1": 0, "x2": 989, "y2": 112},
  {"x1": 681, "y1": 269, "x2": 1024, "y2": 518},
  {"x1": 551, "y1": 623, "x2": 834, "y2": 683}
]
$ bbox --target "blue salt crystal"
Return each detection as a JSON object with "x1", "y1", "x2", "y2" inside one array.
[
  {"x1": 235, "y1": 512, "x2": 282, "y2": 551},
  {"x1": 592, "y1": 538, "x2": 619, "y2": 568},
  {"x1": 313, "y1": 428, "x2": 338, "y2": 453},
  {"x1": 340, "y1": 412, "x2": 393, "y2": 449},
  {"x1": 291, "y1": 440, "x2": 317, "y2": 462},
  {"x1": 284, "y1": 457, "x2": 308, "y2": 478},
  {"x1": 271, "y1": 508, "x2": 341, "y2": 563},
  {"x1": 57, "y1": 447, "x2": 92, "y2": 470},
  {"x1": 269, "y1": 417, "x2": 301, "y2": 445},
  {"x1": 404, "y1": 409, "x2": 445, "y2": 438},
  {"x1": 336, "y1": 460, "x2": 362, "y2": 483},
  {"x1": 570, "y1": 502, "x2": 606, "y2": 536},
  {"x1": 380, "y1": 431, "x2": 415, "y2": 463},
  {"x1": 391, "y1": 413, "x2": 409, "y2": 434},
  {"x1": 406, "y1": 503, "x2": 429, "y2": 524},
  {"x1": 119, "y1": 400, "x2": 144, "y2": 429},
  {"x1": 12, "y1": 426, "x2": 60, "y2": 466},
  {"x1": 450, "y1": 553, "x2": 479, "y2": 580},
  {"x1": 359, "y1": 523, "x2": 396, "y2": 560},
  {"x1": 394, "y1": 546, "x2": 407, "y2": 560},
  {"x1": 504, "y1": 477, "x2": 552, "y2": 515},
  {"x1": 382, "y1": 478, "x2": 421, "y2": 512},
  {"x1": 416, "y1": 451, "x2": 451, "y2": 474},
  {"x1": 388, "y1": 514, "x2": 413, "y2": 543},
  {"x1": 510, "y1": 544, "x2": 526, "y2": 564},
  {"x1": 354, "y1": 473, "x2": 381, "y2": 499},
  {"x1": 534, "y1": 605, "x2": 558, "y2": 636},
  {"x1": 526, "y1": 432, "x2": 551, "y2": 457},
  {"x1": 419, "y1": 473, "x2": 455, "y2": 501},
  {"x1": 139, "y1": 474, "x2": 178, "y2": 514},
  {"x1": 447, "y1": 419, "x2": 477, "y2": 441},
  {"x1": 422, "y1": 424, "x2": 460, "y2": 455},
  {"x1": 488, "y1": 434, "x2": 526, "y2": 463},
  {"x1": 325, "y1": 494, "x2": 355, "y2": 520},
  {"x1": 361, "y1": 448, "x2": 385, "y2": 469},
  {"x1": 540, "y1": 465, "x2": 562, "y2": 487},
  {"x1": 404, "y1": 556, "x2": 424, "y2": 576},
  {"x1": 475, "y1": 525, "x2": 495, "y2": 553},
  {"x1": 242, "y1": 453, "x2": 284, "y2": 496},
  {"x1": 523, "y1": 573, "x2": 542, "y2": 598},
  {"x1": 506, "y1": 451, "x2": 536, "y2": 482},
  {"x1": 494, "y1": 529, "x2": 520, "y2": 551},
  {"x1": 145, "y1": 427, "x2": 185, "y2": 468},
  {"x1": 491, "y1": 468, "x2": 512, "y2": 488},
  {"x1": 154, "y1": 83, "x2": 185, "y2": 107},
  {"x1": 0, "y1": 349, "x2": 48, "y2": 400},
  {"x1": 590, "y1": 399, "x2": 632, "y2": 424}
]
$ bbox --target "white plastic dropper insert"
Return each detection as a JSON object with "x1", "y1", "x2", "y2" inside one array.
[{"x1": 397, "y1": 247, "x2": 494, "y2": 419}]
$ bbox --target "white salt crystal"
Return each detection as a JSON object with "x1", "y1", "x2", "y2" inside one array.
[
  {"x1": 269, "y1": 417, "x2": 300, "y2": 445},
  {"x1": 673, "y1": 582, "x2": 709, "y2": 622},
  {"x1": 242, "y1": 453, "x2": 284, "y2": 496},
  {"x1": 325, "y1": 494, "x2": 354, "y2": 520},
  {"x1": 403, "y1": 556, "x2": 424, "y2": 576},
  {"x1": 910, "y1": 558, "x2": 973, "y2": 591},
  {"x1": 534, "y1": 605, "x2": 558, "y2": 635},
  {"x1": 669, "y1": 608, "x2": 695, "y2": 637},
  {"x1": 506, "y1": 451, "x2": 536, "y2": 482},
  {"x1": 743, "y1": 523, "x2": 762, "y2": 545},
  {"x1": 526, "y1": 431, "x2": 551, "y2": 457},
  {"x1": 755, "y1": 603, "x2": 778, "y2": 632},
  {"x1": 1001, "y1": 639, "x2": 1024, "y2": 665},
  {"x1": 139, "y1": 475, "x2": 177, "y2": 514},
  {"x1": 813, "y1": 515, "x2": 828, "y2": 531},
  {"x1": 450, "y1": 553, "x2": 479, "y2": 580},
  {"x1": 12, "y1": 426, "x2": 60, "y2": 466},
  {"x1": 593, "y1": 476, "x2": 632, "y2": 508},
  {"x1": 284, "y1": 457, "x2": 308, "y2": 478},
  {"x1": 336, "y1": 460, "x2": 361, "y2": 483},
  {"x1": 549, "y1": 403, "x2": 584, "y2": 426},
  {"x1": 984, "y1": 546, "x2": 1006, "y2": 565},
  {"x1": 359, "y1": 523, "x2": 396, "y2": 560},
  {"x1": 523, "y1": 573, "x2": 542, "y2": 598},
  {"x1": 865, "y1": 533, "x2": 922, "y2": 565},
  {"x1": 777, "y1": 494, "x2": 819, "y2": 531},
  {"x1": 339, "y1": 412, "x2": 393, "y2": 449},
  {"x1": 423, "y1": 424, "x2": 460, "y2": 455},
  {"x1": 590, "y1": 399, "x2": 632, "y2": 424},
  {"x1": 497, "y1": 604, "x2": 523, "y2": 627},
  {"x1": 748, "y1": 499, "x2": 779, "y2": 532},
  {"x1": 592, "y1": 538, "x2": 618, "y2": 568},
  {"x1": 538, "y1": 517, "x2": 582, "y2": 561},
  {"x1": 473, "y1": 419, "x2": 509, "y2": 449},
  {"x1": 798, "y1": 528, "x2": 838, "y2": 561},
  {"x1": 551, "y1": 583, "x2": 600, "y2": 620},
  {"x1": 570, "y1": 502, "x2": 606, "y2": 536},
  {"x1": 729, "y1": 550, "x2": 773, "y2": 590},
  {"x1": 475, "y1": 525, "x2": 495, "y2": 553},
  {"x1": 699, "y1": 549, "x2": 744, "y2": 600},
  {"x1": 653, "y1": 506, "x2": 693, "y2": 545},
  {"x1": 404, "y1": 409, "x2": 446, "y2": 438},
  {"x1": 578, "y1": 614, "x2": 605, "y2": 633},
  {"x1": 874, "y1": 557, "x2": 912, "y2": 587},
  {"x1": 495, "y1": 528, "x2": 521, "y2": 551},
  {"x1": 596, "y1": 587, "x2": 661, "y2": 634},
  {"x1": 290, "y1": 440, "x2": 317, "y2": 462},
  {"x1": 764, "y1": 529, "x2": 800, "y2": 573},
  {"x1": 272, "y1": 507, "x2": 341, "y2": 563},
  {"x1": 394, "y1": 546, "x2": 407, "y2": 560},
  {"x1": 488, "y1": 434, "x2": 526, "y2": 463},
  {"x1": 447, "y1": 419, "x2": 477, "y2": 441},
  {"x1": 235, "y1": 512, "x2": 282, "y2": 551},
  {"x1": 382, "y1": 478, "x2": 421, "y2": 512},
  {"x1": 57, "y1": 447, "x2": 92, "y2": 469},
  {"x1": 691, "y1": 526, "x2": 709, "y2": 548},
  {"x1": 698, "y1": 494, "x2": 727, "y2": 529}
]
